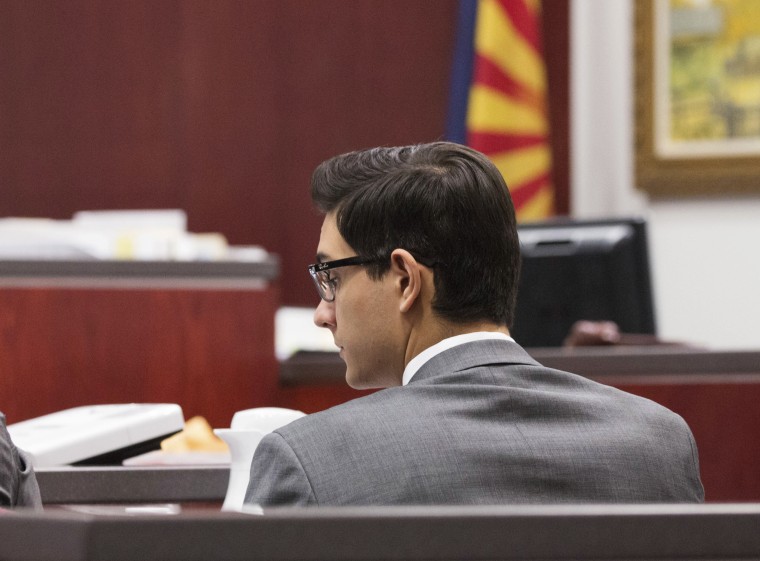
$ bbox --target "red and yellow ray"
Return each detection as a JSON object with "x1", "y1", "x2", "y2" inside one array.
[{"x1": 466, "y1": 0, "x2": 553, "y2": 222}]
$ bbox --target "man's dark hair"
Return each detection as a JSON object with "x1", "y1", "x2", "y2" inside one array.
[{"x1": 311, "y1": 141, "x2": 521, "y2": 327}]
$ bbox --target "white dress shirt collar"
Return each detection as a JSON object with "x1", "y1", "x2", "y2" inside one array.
[{"x1": 402, "y1": 331, "x2": 515, "y2": 385}]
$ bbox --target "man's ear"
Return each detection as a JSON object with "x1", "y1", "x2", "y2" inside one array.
[{"x1": 389, "y1": 249, "x2": 422, "y2": 313}]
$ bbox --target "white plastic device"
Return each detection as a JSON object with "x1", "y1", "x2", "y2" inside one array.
[{"x1": 7, "y1": 403, "x2": 185, "y2": 467}]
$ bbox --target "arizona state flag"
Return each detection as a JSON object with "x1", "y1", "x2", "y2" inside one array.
[{"x1": 447, "y1": 0, "x2": 553, "y2": 221}]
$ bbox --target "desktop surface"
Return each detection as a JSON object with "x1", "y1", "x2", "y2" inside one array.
[{"x1": 2, "y1": 503, "x2": 760, "y2": 561}]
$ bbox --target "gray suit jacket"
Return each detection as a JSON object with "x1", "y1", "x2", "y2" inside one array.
[
  {"x1": 1, "y1": 413, "x2": 41, "y2": 509},
  {"x1": 245, "y1": 340, "x2": 704, "y2": 506}
]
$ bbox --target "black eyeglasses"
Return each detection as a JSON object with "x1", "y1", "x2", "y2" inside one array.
[
  {"x1": 308, "y1": 254, "x2": 438, "y2": 302},
  {"x1": 308, "y1": 256, "x2": 385, "y2": 302}
]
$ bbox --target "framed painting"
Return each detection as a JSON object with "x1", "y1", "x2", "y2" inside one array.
[{"x1": 635, "y1": 0, "x2": 760, "y2": 196}]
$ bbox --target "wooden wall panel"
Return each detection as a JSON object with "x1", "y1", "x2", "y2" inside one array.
[
  {"x1": 542, "y1": 0, "x2": 570, "y2": 215},
  {"x1": 0, "y1": 0, "x2": 460, "y2": 306},
  {"x1": 615, "y1": 381, "x2": 760, "y2": 503},
  {"x1": 0, "y1": 1, "x2": 569, "y2": 307},
  {"x1": 0, "y1": 286, "x2": 279, "y2": 428}
]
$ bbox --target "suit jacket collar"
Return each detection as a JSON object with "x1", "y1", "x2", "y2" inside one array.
[{"x1": 409, "y1": 339, "x2": 540, "y2": 384}]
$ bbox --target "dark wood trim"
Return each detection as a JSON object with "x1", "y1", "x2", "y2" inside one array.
[
  {"x1": 0, "y1": 258, "x2": 279, "y2": 281},
  {"x1": 3, "y1": 504, "x2": 760, "y2": 560},
  {"x1": 280, "y1": 347, "x2": 760, "y2": 386},
  {"x1": 542, "y1": 1, "x2": 571, "y2": 215}
]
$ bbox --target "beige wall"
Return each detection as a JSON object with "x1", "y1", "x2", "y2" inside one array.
[{"x1": 571, "y1": 0, "x2": 760, "y2": 349}]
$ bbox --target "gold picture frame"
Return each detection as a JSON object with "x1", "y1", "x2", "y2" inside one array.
[{"x1": 635, "y1": 0, "x2": 760, "y2": 196}]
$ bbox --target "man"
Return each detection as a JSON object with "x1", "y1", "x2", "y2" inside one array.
[
  {"x1": 1, "y1": 412, "x2": 41, "y2": 509},
  {"x1": 245, "y1": 142, "x2": 704, "y2": 506}
]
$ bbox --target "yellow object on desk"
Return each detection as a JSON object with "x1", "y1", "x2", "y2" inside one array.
[{"x1": 161, "y1": 416, "x2": 229, "y2": 453}]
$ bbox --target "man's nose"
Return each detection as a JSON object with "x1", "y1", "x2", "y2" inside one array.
[{"x1": 313, "y1": 298, "x2": 336, "y2": 329}]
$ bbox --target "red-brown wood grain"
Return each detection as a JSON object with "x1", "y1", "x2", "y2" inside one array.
[
  {"x1": 0, "y1": 286, "x2": 279, "y2": 428},
  {"x1": 0, "y1": 1, "x2": 569, "y2": 306}
]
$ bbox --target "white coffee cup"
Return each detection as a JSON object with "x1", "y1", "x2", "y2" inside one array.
[{"x1": 214, "y1": 407, "x2": 305, "y2": 511}]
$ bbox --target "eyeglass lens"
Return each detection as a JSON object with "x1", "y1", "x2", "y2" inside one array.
[{"x1": 313, "y1": 270, "x2": 334, "y2": 301}]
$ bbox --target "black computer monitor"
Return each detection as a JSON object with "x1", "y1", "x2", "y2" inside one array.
[{"x1": 511, "y1": 217, "x2": 656, "y2": 348}]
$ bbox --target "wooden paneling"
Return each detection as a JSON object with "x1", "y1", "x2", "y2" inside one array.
[
  {"x1": 542, "y1": 0, "x2": 570, "y2": 215},
  {"x1": 615, "y1": 380, "x2": 760, "y2": 503},
  {"x1": 0, "y1": 1, "x2": 569, "y2": 306},
  {"x1": 0, "y1": 285, "x2": 279, "y2": 428},
  {"x1": 0, "y1": 1, "x2": 460, "y2": 306}
]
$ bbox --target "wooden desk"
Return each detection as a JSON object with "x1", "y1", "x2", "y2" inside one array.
[
  {"x1": 2, "y1": 504, "x2": 760, "y2": 560},
  {"x1": 278, "y1": 347, "x2": 760, "y2": 503},
  {"x1": 0, "y1": 259, "x2": 280, "y2": 428}
]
